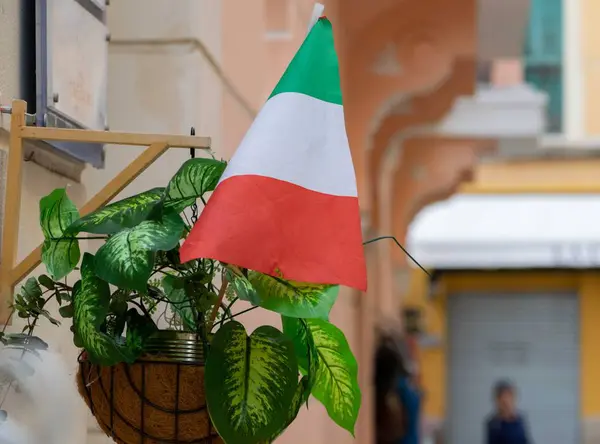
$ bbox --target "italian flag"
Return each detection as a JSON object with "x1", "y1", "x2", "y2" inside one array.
[{"x1": 180, "y1": 16, "x2": 367, "y2": 291}]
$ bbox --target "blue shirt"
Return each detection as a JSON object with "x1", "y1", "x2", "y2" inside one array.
[
  {"x1": 396, "y1": 377, "x2": 421, "y2": 444},
  {"x1": 486, "y1": 414, "x2": 530, "y2": 444}
]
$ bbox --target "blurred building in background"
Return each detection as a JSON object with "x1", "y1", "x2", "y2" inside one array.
[
  {"x1": 0, "y1": 0, "x2": 599, "y2": 444},
  {"x1": 405, "y1": 0, "x2": 600, "y2": 443}
]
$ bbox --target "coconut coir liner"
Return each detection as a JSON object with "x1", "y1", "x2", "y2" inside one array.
[{"x1": 77, "y1": 359, "x2": 222, "y2": 443}]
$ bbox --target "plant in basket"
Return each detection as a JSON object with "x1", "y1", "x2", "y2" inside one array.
[
  {"x1": 15, "y1": 155, "x2": 361, "y2": 444},
  {"x1": 14, "y1": 12, "x2": 373, "y2": 444}
]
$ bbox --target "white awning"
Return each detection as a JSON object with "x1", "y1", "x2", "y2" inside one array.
[{"x1": 407, "y1": 194, "x2": 600, "y2": 269}]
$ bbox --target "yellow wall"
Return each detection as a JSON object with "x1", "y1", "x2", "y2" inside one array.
[
  {"x1": 406, "y1": 270, "x2": 600, "y2": 419},
  {"x1": 579, "y1": 274, "x2": 600, "y2": 415},
  {"x1": 404, "y1": 272, "x2": 447, "y2": 418}
]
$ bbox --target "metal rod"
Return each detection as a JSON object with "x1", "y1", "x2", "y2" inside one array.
[{"x1": 0, "y1": 105, "x2": 37, "y2": 125}]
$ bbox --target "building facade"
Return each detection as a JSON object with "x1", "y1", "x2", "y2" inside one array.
[
  {"x1": 405, "y1": 0, "x2": 600, "y2": 443},
  {"x1": 2, "y1": 0, "x2": 598, "y2": 443}
]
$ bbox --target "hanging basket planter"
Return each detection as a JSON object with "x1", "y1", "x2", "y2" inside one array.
[
  {"x1": 77, "y1": 331, "x2": 222, "y2": 444},
  {"x1": 19, "y1": 115, "x2": 364, "y2": 444}
]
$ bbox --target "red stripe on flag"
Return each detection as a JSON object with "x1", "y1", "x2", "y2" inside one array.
[{"x1": 180, "y1": 175, "x2": 367, "y2": 290}]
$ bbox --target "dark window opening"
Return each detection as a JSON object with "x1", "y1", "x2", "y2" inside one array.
[
  {"x1": 20, "y1": 0, "x2": 37, "y2": 115},
  {"x1": 18, "y1": 0, "x2": 106, "y2": 168}
]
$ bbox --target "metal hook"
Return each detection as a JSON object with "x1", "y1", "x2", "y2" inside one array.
[
  {"x1": 189, "y1": 127, "x2": 199, "y2": 224},
  {"x1": 189, "y1": 127, "x2": 196, "y2": 159}
]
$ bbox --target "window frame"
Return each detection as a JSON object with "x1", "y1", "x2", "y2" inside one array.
[
  {"x1": 33, "y1": 0, "x2": 107, "y2": 168},
  {"x1": 523, "y1": 0, "x2": 564, "y2": 134}
]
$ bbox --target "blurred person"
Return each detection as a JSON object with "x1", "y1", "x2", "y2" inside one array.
[
  {"x1": 486, "y1": 380, "x2": 531, "y2": 444},
  {"x1": 375, "y1": 331, "x2": 422, "y2": 444}
]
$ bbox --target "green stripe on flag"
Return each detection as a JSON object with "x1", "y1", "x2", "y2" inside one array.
[{"x1": 269, "y1": 18, "x2": 343, "y2": 105}]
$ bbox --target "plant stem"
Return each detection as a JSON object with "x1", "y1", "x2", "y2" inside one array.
[
  {"x1": 207, "y1": 278, "x2": 228, "y2": 331},
  {"x1": 54, "y1": 281, "x2": 73, "y2": 291},
  {"x1": 1, "y1": 308, "x2": 15, "y2": 335},
  {"x1": 131, "y1": 300, "x2": 153, "y2": 319},
  {"x1": 50, "y1": 236, "x2": 108, "y2": 241},
  {"x1": 219, "y1": 297, "x2": 238, "y2": 329},
  {"x1": 363, "y1": 235, "x2": 431, "y2": 278},
  {"x1": 24, "y1": 292, "x2": 57, "y2": 336},
  {"x1": 217, "y1": 305, "x2": 259, "y2": 326}
]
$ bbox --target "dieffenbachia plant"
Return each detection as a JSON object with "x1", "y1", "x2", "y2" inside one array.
[{"x1": 14, "y1": 156, "x2": 361, "y2": 443}]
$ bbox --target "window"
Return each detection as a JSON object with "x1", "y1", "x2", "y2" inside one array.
[
  {"x1": 21, "y1": 0, "x2": 107, "y2": 167},
  {"x1": 524, "y1": 0, "x2": 563, "y2": 133},
  {"x1": 265, "y1": 0, "x2": 291, "y2": 38}
]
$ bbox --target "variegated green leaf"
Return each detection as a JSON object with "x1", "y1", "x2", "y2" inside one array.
[
  {"x1": 39, "y1": 188, "x2": 80, "y2": 238},
  {"x1": 306, "y1": 319, "x2": 361, "y2": 436},
  {"x1": 164, "y1": 158, "x2": 227, "y2": 212},
  {"x1": 281, "y1": 316, "x2": 318, "y2": 394},
  {"x1": 95, "y1": 212, "x2": 185, "y2": 291},
  {"x1": 262, "y1": 376, "x2": 310, "y2": 443},
  {"x1": 247, "y1": 271, "x2": 338, "y2": 320},
  {"x1": 73, "y1": 253, "x2": 131, "y2": 366},
  {"x1": 70, "y1": 188, "x2": 165, "y2": 235},
  {"x1": 42, "y1": 238, "x2": 80, "y2": 280},
  {"x1": 205, "y1": 321, "x2": 298, "y2": 444},
  {"x1": 228, "y1": 272, "x2": 260, "y2": 305},
  {"x1": 161, "y1": 275, "x2": 195, "y2": 331},
  {"x1": 39, "y1": 189, "x2": 80, "y2": 279}
]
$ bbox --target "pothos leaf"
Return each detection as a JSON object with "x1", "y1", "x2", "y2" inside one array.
[
  {"x1": 161, "y1": 275, "x2": 195, "y2": 331},
  {"x1": 205, "y1": 321, "x2": 298, "y2": 444},
  {"x1": 305, "y1": 319, "x2": 361, "y2": 436},
  {"x1": 94, "y1": 212, "x2": 185, "y2": 291},
  {"x1": 246, "y1": 271, "x2": 338, "y2": 320},
  {"x1": 72, "y1": 253, "x2": 131, "y2": 366},
  {"x1": 59, "y1": 304, "x2": 74, "y2": 318},
  {"x1": 281, "y1": 316, "x2": 318, "y2": 394},
  {"x1": 70, "y1": 188, "x2": 165, "y2": 235},
  {"x1": 39, "y1": 189, "x2": 81, "y2": 279},
  {"x1": 164, "y1": 158, "x2": 227, "y2": 212},
  {"x1": 37, "y1": 275, "x2": 55, "y2": 290}
]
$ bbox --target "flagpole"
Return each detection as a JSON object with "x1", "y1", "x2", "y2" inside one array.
[{"x1": 307, "y1": 3, "x2": 325, "y2": 34}]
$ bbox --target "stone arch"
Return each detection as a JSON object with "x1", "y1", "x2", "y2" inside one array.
[
  {"x1": 342, "y1": 0, "x2": 476, "y2": 205},
  {"x1": 390, "y1": 137, "x2": 494, "y2": 264},
  {"x1": 368, "y1": 57, "x2": 476, "y2": 230}
]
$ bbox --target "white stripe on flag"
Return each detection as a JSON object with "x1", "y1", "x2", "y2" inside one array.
[{"x1": 219, "y1": 92, "x2": 358, "y2": 197}]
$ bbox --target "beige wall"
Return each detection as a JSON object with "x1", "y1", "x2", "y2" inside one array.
[
  {"x1": 90, "y1": 1, "x2": 225, "y2": 442},
  {"x1": 583, "y1": 0, "x2": 600, "y2": 135},
  {"x1": 1, "y1": 0, "x2": 224, "y2": 442},
  {"x1": 1, "y1": 1, "x2": 362, "y2": 443}
]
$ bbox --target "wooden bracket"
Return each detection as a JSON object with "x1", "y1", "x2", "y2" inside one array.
[{"x1": 0, "y1": 100, "x2": 211, "y2": 323}]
